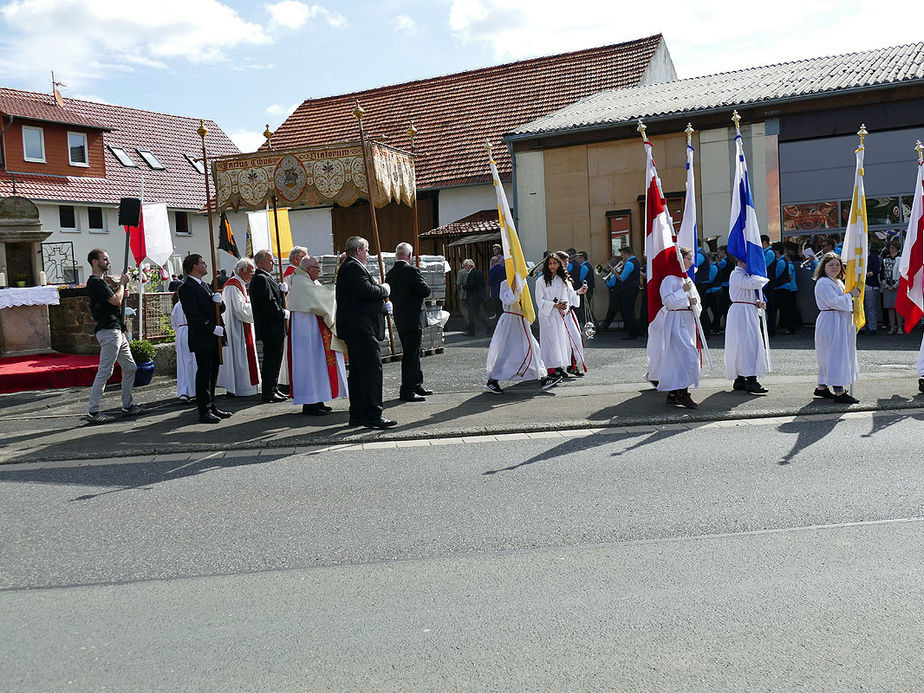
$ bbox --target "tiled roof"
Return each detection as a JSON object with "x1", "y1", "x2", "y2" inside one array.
[
  {"x1": 509, "y1": 42, "x2": 924, "y2": 138},
  {"x1": 269, "y1": 35, "x2": 666, "y2": 189},
  {"x1": 420, "y1": 209, "x2": 499, "y2": 237},
  {"x1": 0, "y1": 90, "x2": 108, "y2": 130},
  {"x1": 0, "y1": 87, "x2": 239, "y2": 209}
]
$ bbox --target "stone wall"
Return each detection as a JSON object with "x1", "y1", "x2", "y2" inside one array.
[{"x1": 49, "y1": 285, "x2": 140, "y2": 354}]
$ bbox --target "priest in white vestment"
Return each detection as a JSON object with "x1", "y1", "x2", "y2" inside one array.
[
  {"x1": 171, "y1": 297, "x2": 196, "y2": 401},
  {"x1": 288, "y1": 255, "x2": 348, "y2": 415},
  {"x1": 724, "y1": 261, "x2": 769, "y2": 393},
  {"x1": 217, "y1": 258, "x2": 261, "y2": 397}
]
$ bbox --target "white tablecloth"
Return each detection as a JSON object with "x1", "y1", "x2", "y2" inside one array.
[{"x1": 0, "y1": 285, "x2": 60, "y2": 309}]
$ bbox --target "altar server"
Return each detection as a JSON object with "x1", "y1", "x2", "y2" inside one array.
[
  {"x1": 534, "y1": 253, "x2": 586, "y2": 379},
  {"x1": 813, "y1": 252, "x2": 860, "y2": 403},
  {"x1": 724, "y1": 258, "x2": 769, "y2": 394},
  {"x1": 485, "y1": 281, "x2": 554, "y2": 393},
  {"x1": 652, "y1": 247, "x2": 701, "y2": 408},
  {"x1": 289, "y1": 254, "x2": 348, "y2": 415},
  {"x1": 217, "y1": 258, "x2": 261, "y2": 397},
  {"x1": 170, "y1": 293, "x2": 196, "y2": 402},
  {"x1": 555, "y1": 251, "x2": 587, "y2": 378}
]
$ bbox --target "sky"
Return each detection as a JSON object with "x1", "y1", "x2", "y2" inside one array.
[{"x1": 1, "y1": 0, "x2": 922, "y2": 153}]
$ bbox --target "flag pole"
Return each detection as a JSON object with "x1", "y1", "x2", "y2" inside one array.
[
  {"x1": 263, "y1": 124, "x2": 286, "y2": 286},
  {"x1": 638, "y1": 119, "x2": 713, "y2": 369},
  {"x1": 354, "y1": 102, "x2": 397, "y2": 356},
  {"x1": 197, "y1": 119, "x2": 224, "y2": 362},
  {"x1": 849, "y1": 124, "x2": 869, "y2": 398},
  {"x1": 407, "y1": 122, "x2": 420, "y2": 268},
  {"x1": 733, "y1": 110, "x2": 773, "y2": 373}
]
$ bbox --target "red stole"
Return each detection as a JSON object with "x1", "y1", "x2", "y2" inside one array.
[
  {"x1": 224, "y1": 277, "x2": 259, "y2": 386},
  {"x1": 317, "y1": 316, "x2": 339, "y2": 399}
]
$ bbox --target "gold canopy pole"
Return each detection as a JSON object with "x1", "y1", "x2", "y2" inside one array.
[
  {"x1": 407, "y1": 122, "x2": 420, "y2": 268},
  {"x1": 354, "y1": 102, "x2": 397, "y2": 356},
  {"x1": 264, "y1": 124, "x2": 286, "y2": 286},
  {"x1": 197, "y1": 119, "x2": 223, "y2": 362}
]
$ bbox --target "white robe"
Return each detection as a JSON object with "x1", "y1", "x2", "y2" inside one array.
[
  {"x1": 289, "y1": 276, "x2": 347, "y2": 405},
  {"x1": 724, "y1": 268, "x2": 769, "y2": 380},
  {"x1": 814, "y1": 276, "x2": 858, "y2": 387},
  {"x1": 485, "y1": 282, "x2": 546, "y2": 381},
  {"x1": 217, "y1": 276, "x2": 261, "y2": 396},
  {"x1": 653, "y1": 275, "x2": 701, "y2": 392},
  {"x1": 561, "y1": 281, "x2": 587, "y2": 372},
  {"x1": 645, "y1": 310, "x2": 666, "y2": 383},
  {"x1": 534, "y1": 274, "x2": 575, "y2": 371},
  {"x1": 917, "y1": 332, "x2": 924, "y2": 377},
  {"x1": 171, "y1": 302, "x2": 196, "y2": 398}
]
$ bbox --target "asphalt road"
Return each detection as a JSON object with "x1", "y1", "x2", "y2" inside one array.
[{"x1": 3, "y1": 409, "x2": 924, "y2": 690}]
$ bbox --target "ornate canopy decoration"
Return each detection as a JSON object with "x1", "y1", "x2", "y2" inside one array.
[{"x1": 212, "y1": 139, "x2": 416, "y2": 212}]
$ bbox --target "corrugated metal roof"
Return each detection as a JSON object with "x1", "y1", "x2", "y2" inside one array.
[{"x1": 509, "y1": 42, "x2": 924, "y2": 138}]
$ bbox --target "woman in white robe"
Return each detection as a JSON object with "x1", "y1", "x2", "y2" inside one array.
[
  {"x1": 653, "y1": 247, "x2": 701, "y2": 408},
  {"x1": 288, "y1": 257, "x2": 348, "y2": 415},
  {"x1": 217, "y1": 260, "x2": 261, "y2": 397},
  {"x1": 485, "y1": 279, "x2": 550, "y2": 392},
  {"x1": 724, "y1": 262, "x2": 769, "y2": 393},
  {"x1": 813, "y1": 252, "x2": 860, "y2": 403},
  {"x1": 534, "y1": 253, "x2": 584, "y2": 376},
  {"x1": 170, "y1": 298, "x2": 196, "y2": 401},
  {"x1": 554, "y1": 252, "x2": 587, "y2": 377}
]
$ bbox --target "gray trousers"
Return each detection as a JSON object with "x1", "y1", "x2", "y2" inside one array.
[{"x1": 87, "y1": 328, "x2": 137, "y2": 414}]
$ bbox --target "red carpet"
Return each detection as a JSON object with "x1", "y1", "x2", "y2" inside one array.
[{"x1": 0, "y1": 352, "x2": 121, "y2": 394}]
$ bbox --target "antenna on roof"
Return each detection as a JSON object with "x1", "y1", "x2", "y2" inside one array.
[{"x1": 51, "y1": 71, "x2": 67, "y2": 108}]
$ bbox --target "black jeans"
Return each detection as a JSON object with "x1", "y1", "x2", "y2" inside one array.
[
  {"x1": 618, "y1": 289, "x2": 639, "y2": 336},
  {"x1": 398, "y1": 329, "x2": 423, "y2": 396}
]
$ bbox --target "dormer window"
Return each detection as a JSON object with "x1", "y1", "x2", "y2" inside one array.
[
  {"x1": 22, "y1": 125, "x2": 45, "y2": 163},
  {"x1": 184, "y1": 154, "x2": 205, "y2": 174},
  {"x1": 68, "y1": 132, "x2": 89, "y2": 167},
  {"x1": 137, "y1": 149, "x2": 165, "y2": 170},
  {"x1": 109, "y1": 146, "x2": 136, "y2": 167}
]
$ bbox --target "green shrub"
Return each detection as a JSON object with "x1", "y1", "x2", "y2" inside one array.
[{"x1": 129, "y1": 339, "x2": 156, "y2": 363}]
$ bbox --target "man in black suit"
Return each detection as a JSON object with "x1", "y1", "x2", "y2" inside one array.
[
  {"x1": 177, "y1": 254, "x2": 232, "y2": 424},
  {"x1": 463, "y1": 258, "x2": 489, "y2": 336},
  {"x1": 385, "y1": 242, "x2": 433, "y2": 402},
  {"x1": 335, "y1": 235, "x2": 396, "y2": 429},
  {"x1": 250, "y1": 249, "x2": 288, "y2": 403}
]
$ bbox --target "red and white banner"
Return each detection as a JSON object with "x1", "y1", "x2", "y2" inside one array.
[
  {"x1": 897, "y1": 160, "x2": 924, "y2": 332},
  {"x1": 643, "y1": 141, "x2": 685, "y2": 323}
]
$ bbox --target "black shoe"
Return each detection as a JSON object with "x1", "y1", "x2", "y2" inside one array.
[
  {"x1": 301, "y1": 404, "x2": 326, "y2": 416},
  {"x1": 364, "y1": 417, "x2": 397, "y2": 429},
  {"x1": 262, "y1": 392, "x2": 287, "y2": 403},
  {"x1": 211, "y1": 408, "x2": 232, "y2": 419},
  {"x1": 198, "y1": 412, "x2": 221, "y2": 424},
  {"x1": 919, "y1": 378, "x2": 924, "y2": 394},
  {"x1": 318, "y1": 403, "x2": 333, "y2": 412},
  {"x1": 485, "y1": 379, "x2": 504, "y2": 394},
  {"x1": 414, "y1": 386, "x2": 434, "y2": 396},
  {"x1": 814, "y1": 387, "x2": 834, "y2": 399},
  {"x1": 539, "y1": 374, "x2": 561, "y2": 390},
  {"x1": 556, "y1": 368, "x2": 571, "y2": 380},
  {"x1": 833, "y1": 392, "x2": 859, "y2": 404},
  {"x1": 399, "y1": 393, "x2": 426, "y2": 402},
  {"x1": 733, "y1": 376, "x2": 746, "y2": 391},
  {"x1": 745, "y1": 380, "x2": 768, "y2": 394},
  {"x1": 348, "y1": 418, "x2": 363, "y2": 427}
]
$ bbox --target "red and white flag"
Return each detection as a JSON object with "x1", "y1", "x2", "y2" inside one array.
[
  {"x1": 643, "y1": 140, "x2": 685, "y2": 322},
  {"x1": 896, "y1": 158, "x2": 924, "y2": 332}
]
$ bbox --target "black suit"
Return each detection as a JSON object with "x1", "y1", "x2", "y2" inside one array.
[
  {"x1": 249, "y1": 267, "x2": 286, "y2": 397},
  {"x1": 464, "y1": 267, "x2": 489, "y2": 335},
  {"x1": 178, "y1": 276, "x2": 225, "y2": 415},
  {"x1": 385, "y1": 259, "x2": 431, "y2": 396},
  {"x1": 336, "y1": 256, "x2": 389, "y2": 423}
]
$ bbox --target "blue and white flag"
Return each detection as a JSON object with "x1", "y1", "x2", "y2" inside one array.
[
  {"x1": 727, "y1": 134, "x2": 766, "y2": 277},
  {"x1": 678, "y1": 141, "x2": 698, "y2": 279}
]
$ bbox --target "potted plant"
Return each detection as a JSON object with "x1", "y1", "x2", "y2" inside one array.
[
  {"x1": 14, "y1": 272, "x2": 27, "y2": 288},
  {"x1": 129, "y1": 339, "x2": 156, "y2": 386}
]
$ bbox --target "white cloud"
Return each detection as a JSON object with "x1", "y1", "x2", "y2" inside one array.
[
  {"x1": 265, "y1": 102, "x2": 300, "y2": 118},
  {"x1": 447, "y1": 0, "x2": 924, "y2": 79},
  {"x1": 227, "y1": 129, "x2": 267, "y2": 153},
  {"x1": 265, "y1": 1, "x2": 346, "y2": 30},
  {"x1": 394, "y1": 15, "x2": 416, "y2": 34},
  {"x1": 0, "y1": 0, "x2": 270, "y2": 88}
]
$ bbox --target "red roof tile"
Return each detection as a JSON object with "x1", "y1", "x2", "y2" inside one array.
[
  {"x1": 0, "y1": 91, "x2": 108, "y2": 130},
  {"x1": 0, "y1": 87, "x2": 239, "y2": 210},
  {"x1": 269, "y1": 36, "x2": 665, "y2": 189}
]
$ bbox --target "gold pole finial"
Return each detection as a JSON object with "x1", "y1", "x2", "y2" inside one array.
[
  {"x1": 196, "y1": 118, "x2": 208, "y2": 140},
  {"x1": 915, "y1": 140, "x2": 924, "y2": 163},
  {"x1": 407, "y1": 122, "x2": 418, "y2": 139},
  {"x1": 685, "y1": 122, "x2": 694, "y2": 145},
  {"x1": 858, "y1": 124, "x2": 868, "y2": 146},
  {"x1": 263, "y1": 124, "x2": 273, "y2": 150},
  {"x1": 731, "y1": 110, "x2": 741, "y2": 135},
  {"x1": 486, "y1": 139, "x2": 493, "y2": 158},
  {"x1": 353, "y1": 101, "x2": 365, "y2": 121},
  {"x1": 637, "y1": 119, "x2": 648, "y2": 142}
]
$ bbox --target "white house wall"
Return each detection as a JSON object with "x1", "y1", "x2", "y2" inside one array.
[
  {"x1": 512, "y1": 150, "x2": 547, "y2": 265},
  {"x1": 289, "y1": 207, "x2": 334, "y2": 256},
  {"x1": 437, "y1": 182, "x2": 511, "y2": 228}
]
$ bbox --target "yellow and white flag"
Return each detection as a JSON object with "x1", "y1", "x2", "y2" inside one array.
[
  {"x1": 488, "y1": 153, "x2": 535, "y2": 324},
  {"x1": 841, "y1": 144, "x2": 868, "y2": 331},
  {"x1": 246, "y1": 207, "x2": 294, "y2": 261}
]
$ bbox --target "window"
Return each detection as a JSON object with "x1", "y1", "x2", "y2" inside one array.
[
  {"x1": 606, "y1": 211, "x2": 631, "y2": 257},
  {"x1": 88, "y1": 207, "x2": 105, "y2": 233},
  {"x1": 109, "y1": 145, "x2": 136, "y2": 167},
  {"x1": 175, "y1": 211, "x2": 190, "y2": 235},
  {"x1": 22, "y1": 126, "x2": 45, "y2": 163},
  {"x1": 59, "y1": 205, "x2": 77, "y2": 232},
  {"x1": 67, "y1": 131, "x2": 89, "y2": 167},
  {"x1": 137, "y1": 149, "x2": 165, "y2": 170},
  {"x1": 184, "y1": 154, "x2": 205, "y2": 174}
]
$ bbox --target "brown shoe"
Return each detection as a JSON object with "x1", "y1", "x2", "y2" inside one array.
[{"x1": 675, "y1": 391, "x2": 698, "y2": 409}]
